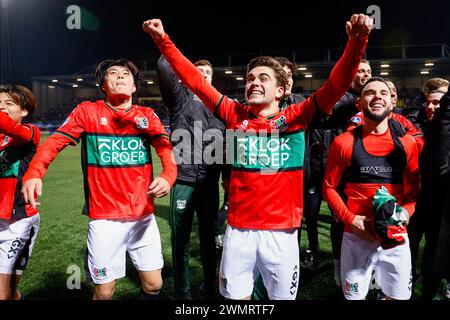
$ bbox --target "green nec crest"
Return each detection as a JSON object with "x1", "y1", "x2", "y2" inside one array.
[
  {"x1": 232, "y1": 131, "x2": 305, "y2": 171},
  {"x1": 85, "y1": 135, "x2": 150, "y2": 166},
  {"x1": 269, "y1": 115, "x2": 288, "y2": 131},
  {"x1": 135, "y1": 117, "x2": 149, "y2": 129}
]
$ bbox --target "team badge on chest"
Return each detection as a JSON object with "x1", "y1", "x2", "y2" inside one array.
[
  {"x1": 270, "y1": 115, "x2": 288, "y2": 131},
  {"x1": 240, "y1": 120, "x2": 249, "y2": 129},
  {"x1": 135, "y1": 117, "x2": 149, "y2": 129}
]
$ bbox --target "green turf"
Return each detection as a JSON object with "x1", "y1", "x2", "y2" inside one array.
[{"x1": 18, "y1": 134, "x2": 425, "y2": 300}]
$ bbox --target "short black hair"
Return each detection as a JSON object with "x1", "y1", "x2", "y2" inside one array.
[
  {"x1": 360, "y1": 76, "x2": 390, "y2": 93},
  {"x1": 95, "y1": 59, "x2": 141, "y2": 96}
]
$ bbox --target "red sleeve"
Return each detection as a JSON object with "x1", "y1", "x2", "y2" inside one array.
[
  {"x1": 22, "y1": 133, "x2": 73, "y2": 181},
  {"x1": 322, "y1": 134, "x2": 355, "y2": 225},
  {"x1": 393, "y1": 114, "x2": 425, "y2": 155},
  {"x1": 25, "y1": 124, "x2": 41, "y2": 147},
  {"x1": 145, "y1": 110, "x2": 177, "y2": 187},
  {"x1": 315, "y1": 36, "x2": 368, "y2": 115},
  {"x1": 56, "y1": 104, "x2": 87, "y2": 145},
  {"x1": 151, "y1": 136, "x2": 177, "y2": 187},
  {"x1": 23, "y1": 104, "x2": 87, "y2": 182},
  {"x1": 0, "y1": 111, "x2": 33, "y2": 143},
  {"x1": 399, "y1": 134, "x2": 420, "y2": 217},
  {"x1": 155, "y1": 34, "x2": 237, "y2": 125}
]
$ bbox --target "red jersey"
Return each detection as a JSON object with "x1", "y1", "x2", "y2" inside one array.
[
  {"x1": 0, "y1": 112, "x2": 40, "y2": 220},
  {"x1": 323, "y1": 127, "x2": 420, "y2": 234},
  {"x1": 23, "y1": 100, "x2": 176, "y2": 220},
  {"x1": 349, "y1": 111, "x2": 425, "y2": 154},
  {"x1": 156, "y1": 33, "x2": 368, "y2": 229}
]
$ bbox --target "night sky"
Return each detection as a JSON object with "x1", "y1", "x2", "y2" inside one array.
[{"x1": 3, "y1": 0, "x2": 450, "y2": 85}]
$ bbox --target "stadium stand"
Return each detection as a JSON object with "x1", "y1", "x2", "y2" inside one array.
[{"x1": 29, "y1": 42, "x2": 450, "y2": 133}]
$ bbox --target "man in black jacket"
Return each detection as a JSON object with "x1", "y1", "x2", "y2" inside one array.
[
  {"x1": 406, "y1": 78, "x2": 449, "y2": 299},
  {"x1": 157, "y1": 56, "x2": 225, "y2": 300},
  {"x1": 431, "y1": 93, "x2": 450, "y2": 299},
  {"x1": 406, "y1": 78, "x2": 449, "y2": 135}
]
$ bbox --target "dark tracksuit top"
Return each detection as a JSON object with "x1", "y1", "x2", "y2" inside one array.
[
  {"x1": 156, "y1": 56, "x2": 225, "y2": 298},
  {"x1": 429, "y1": 97, "x2": 450, "y2": 279},
  {"x1": 156, "y1": 56, "x2": 225, "y2": 184}
]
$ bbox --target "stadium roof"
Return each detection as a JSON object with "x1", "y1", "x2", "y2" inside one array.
[{"x1": 32, "y1": 42, "x2": 450, "y2": 96}]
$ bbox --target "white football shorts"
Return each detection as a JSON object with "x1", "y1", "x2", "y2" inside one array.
[
  {"x1": 341, "y1": 231, "x2": 412, "y2": 300},
  {"x1": 86, "y1": 214, "x2": 163, "y2": 284},
  {"x1": 219, "y1": 225, "x2": 300, "y2": 300},
  {"x1": 0, "y1": 214, "x2": 40, "y2": 275}
]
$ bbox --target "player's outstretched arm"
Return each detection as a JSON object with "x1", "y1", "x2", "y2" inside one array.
[
  {"x1": 0, "y1": 111, "x2": 33, "y2": 142},
  {"x1": 142, "y1": 18, "x2": 166, "y2": 43},
  {"x1": 289, "y1": 13, "x2": 372, "y2": 126},
  {"x1": 21, "y1": 133, "x2": 73, "y2": 208},
  {"x1": 345, "y1": 13, "x2": 373, "y2": 42},
  {"x1": 143, "y1": 19, "x2": 223, "y2": 114},
  {"x1": 285, "y1": 14, "x2": 372, "y2": 126}
]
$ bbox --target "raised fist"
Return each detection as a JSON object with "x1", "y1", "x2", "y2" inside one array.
[
  {"x1": 346, "y1": 13, "x2": 373, "y2": 40},
  {"x1": 143, "y1": 19, "x2": 165, "y2": 42}
]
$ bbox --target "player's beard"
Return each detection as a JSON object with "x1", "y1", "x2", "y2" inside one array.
[{"x1": 363, "y1": 107, "x2": 391, "y2": 122}]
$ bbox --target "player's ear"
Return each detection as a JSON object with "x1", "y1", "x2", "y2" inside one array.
[
  {"x1": 20, "y1": 108, "x2": 29, "y2": 118},
  {"x1": 275, "y1": 86, "x2": 285, "y2": 99}
]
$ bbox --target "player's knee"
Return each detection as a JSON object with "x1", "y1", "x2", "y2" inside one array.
[
  {"x1": 0, "y1": 288, "x2": 12, "y2": 300},
  {"x1": 141, "y1": 278, "x2": 163, "y2": 294},
  {"x1": 94, "y1": 284, "x2": 115, "y2": 300}
]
